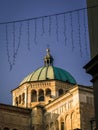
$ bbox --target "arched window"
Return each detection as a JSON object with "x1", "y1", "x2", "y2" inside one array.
[
  {"x1": 46, "y1": 88, "x2": 51, "y2": 96},
  {"x1": 19, "y1": 95, "x2": 21, "y2": 104},
  {"x1": 38, "y1": 89, "x2": 44, "y2": 101},
  {"x1": 22, "y1": 93, "x2": 25, "y2": 104},
  {"x1": 31, "y1": 90, "x2": 37, "y2": 102},
  {"x1": 61, "y1": 122, "x2": 64, "y2": 130},
  {"x1": 60, "y1": 117, "x2": 64, "y2": 130},
  {"x1": 58, "y1": 89, "x2": 64, "y2": 96},
  {"x1": 15, "y1": 97, "x2": 18, "y2": 106},
  {"x1": 3, "y1": 127, "x2": 10, "y2": 130}
]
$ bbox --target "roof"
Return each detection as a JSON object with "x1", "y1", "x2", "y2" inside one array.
[{"x1": 20, "y1": 66, "x2": 76, "y2": 85}]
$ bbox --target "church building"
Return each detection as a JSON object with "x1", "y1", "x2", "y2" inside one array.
[{"x1": 0, "y1": 49, "x2": 95, "y2": 130}]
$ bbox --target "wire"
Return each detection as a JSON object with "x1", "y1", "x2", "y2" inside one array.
[{"x1": 0, "y1": 5, "x2": 97, "y2": 25}]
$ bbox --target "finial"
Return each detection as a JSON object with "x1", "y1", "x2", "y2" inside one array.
[{"x1": 44, "y1": 48, "x2": 54, "y2": 66}]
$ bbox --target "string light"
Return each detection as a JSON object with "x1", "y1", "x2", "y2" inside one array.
[
  {"x1": 27, "y1": 20, "x2": 30, "y2": 50},
  {"x1": 5, "y1": 24, "x2": 12, "y2": 71},
  {"x1": 41, "y1": 17, "x2": 45, "y2": 36},
  {"x1": 83, "y1": 9, "x2": 88, "y2": 55},
  {"x1": 56, "y1": 15, "x2": 59, "y2": 42},
  {"x1": 12, "y1": 22, "x2": 16, "y2": 66},
  {"x1": 48, "y1": 16, "x2": 51, "y2": 36},
  {"x1": 70, "y1": 12, "x2": 74, "y2": 51},
  {"x1": 2, "y1": 5, "x2": 97, "y2": 70},
  {"x1": 77, "y1": 11, "x2": 82, "y2": 57},
  {"x1": 63, "y1": 14, "x2": 67, "y2": 46},
  {"x1": 12, "y1": 22, "x2": 22, "y2": 69},
  {"x1": 34, "y1": 19, "x2": 37, "y2": 44},
  {"x1": 0, "y1": 5, "x2": 97, "y2": 25}
]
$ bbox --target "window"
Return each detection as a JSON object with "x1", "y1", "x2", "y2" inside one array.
[
  {"x1": 22, "y1": 93, "x2": 25, "y2": 104},
  {"x1": 58, "y1": 89, "x2": 64, "y2": 96},
  {"x1": 38, "y1": 96, "x2": 44, "y2": 101},
  {"x1": 19, "y1": 95, "x2": 21, "y2": 104},
  {"x1": 38, "y1": 89, "x2": 44, "y2": 101},
  {"x1": 61, "y1": 122, "x2": 64, "y2": 130},
  {"x1": 31, "y1": 90, "x2": 37, "y2": 102},
  {"x1": 46, "y1": 88, "x2": 51, "y2": 96},
  {"x1": 15, "y1": 97, "x2": 18, "y2": 106}
]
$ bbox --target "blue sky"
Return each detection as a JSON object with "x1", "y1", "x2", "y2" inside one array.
[{"x1": 0, "y1": 0, "x2": 92, "y2": 104}]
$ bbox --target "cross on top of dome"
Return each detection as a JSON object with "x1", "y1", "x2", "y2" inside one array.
[{"x1": 44, "y1": 48, "x2": 54, "y2": 66}]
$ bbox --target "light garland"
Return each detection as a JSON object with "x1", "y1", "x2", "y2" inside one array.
[
  {"x1": 70, "y1": 12, "x2": 74, "y2": 51},
  {"x1": 2, "y1": 6, "x2": 95, "y2": 70},
  {"x1": 48, "y1": 16, "x2": 51, "y2": 36},
  {"x1": 41, "y1": 17, "x2": 45, "y2": 36},
  {"x1": 83, "y1": 9, "x2": 88, "y2": 55},
  {"x1": 77, "y1": 11, "x2": 82, "y2": 57},
  {"x1": 27, "y1": 20, "x2": 30, "y2": 50},
  {"x1": 5, "y1": 24, "x2": 12, "y2": 71},
  {"x1": 63, "y1": 14, "x2": 67, "y2": 46},
  {"x1": 34, "y1": 19, "x2": 37, "y2": 44},
  {"x1": 56, "y1": 15, "x2": 59, "y2": 42}
]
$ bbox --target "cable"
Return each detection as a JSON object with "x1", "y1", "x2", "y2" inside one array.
[{"x1": 0, "y1": 5, "x2": 97, "y2": 25}]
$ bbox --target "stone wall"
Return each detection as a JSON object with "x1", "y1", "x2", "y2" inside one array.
[{"x1": 0, "y1": 104, "x2": 31, "y2": 130}]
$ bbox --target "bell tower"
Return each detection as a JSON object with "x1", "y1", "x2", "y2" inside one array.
[{"x1": 44, "y1": 48, "x2": 54, "y2": 66}]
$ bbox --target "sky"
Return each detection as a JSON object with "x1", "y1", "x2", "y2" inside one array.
[{"x1": 0, "y1": 0, "x2": 92, "y2": 104}]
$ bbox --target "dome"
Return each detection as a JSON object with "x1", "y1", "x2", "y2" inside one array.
[
  {"x1": 20, "y1": 66, "x2": 76, "y2": 85},
  {"x1": 20, "y1": 48, "x2": 76, "y2": 85}
]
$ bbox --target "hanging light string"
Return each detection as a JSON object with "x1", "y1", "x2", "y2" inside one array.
[
  {"x1": 27, "y1": 20, "x2": 30, "y2": 50},
  {"x1": 41, "y1": 17, "x2": 45, "y2": 36},
  {"x1": 83, "y1": 9, "x2": 88, "y2": 55},
  {"x1": 70, "y1": 12, "x2": 74, "y2": 51},
  {"x1": 13, "y1": 22, "x2": 22, "y2": 68},
  {"x1": 56, "y1": 15, "x2": 59, "y2": 42},
  {"x1": 34, "y1": 19, "x2": 37, "y2": 44},
  {"x1": 63, "y1": 14, "x2": 67, "y2": 46},
  {"x1": 6, "y1": 22, "x2": 23, "y2": 70},
  {"x1": 48, "y1": 16, "x2": 51, "y2": 36},
  {"x1": 77, "y1": 11, "x2": 82, "y2": 57},
  {"x1": 5, "y1": 24, "x2": 12, "y2": 71},
  {"x1": 0, "y1": 5, "x2": 97, "y2": 25},
  {"x1": 2, "y1": 5, "x2": 98, "y2": 71},
  {"x1": 12, "y1": 22, "x2": 16, "y2": 65}
]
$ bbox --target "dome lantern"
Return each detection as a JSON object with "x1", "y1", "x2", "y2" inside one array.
[{"x1": 44, "y1": 48, "x2": 54, "y2": 66}]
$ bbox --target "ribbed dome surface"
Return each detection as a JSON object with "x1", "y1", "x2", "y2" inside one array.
[{"x1": 20, "y1": 66, "x2": 76, "y2": 85}]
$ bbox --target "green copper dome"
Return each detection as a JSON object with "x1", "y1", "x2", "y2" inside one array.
[
  {"x1": 20, "y1": 66, "x2": 76, "y2": 85},
  {"x1": 20, "y1": 49, "x2": 76, "y2": 85}
]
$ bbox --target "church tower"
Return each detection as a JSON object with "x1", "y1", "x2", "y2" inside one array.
[{"x1": 11, "y1": 49, "x2": 76, "y2": 108}]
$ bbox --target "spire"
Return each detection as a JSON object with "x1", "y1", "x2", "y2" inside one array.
[{"x1": 44, "y1": 48, "x2": 54, "y2": 66}]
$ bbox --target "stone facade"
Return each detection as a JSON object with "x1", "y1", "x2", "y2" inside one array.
[
  {"x1": 0, "y1": 104, "x2": 31, "y2": 130},
  {"x1": 0, "y1": 83, "x2": 95, "y2": 130}
]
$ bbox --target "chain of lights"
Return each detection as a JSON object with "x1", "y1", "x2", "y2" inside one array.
[
  {"x1": 70, "y1": 12, "x2": 74, "y2": 51},
  {"x1": 1, "y1": 6, "x2": 95, "y2": 70},
  {"x1": 77, "y1": 11, "x2": 82, "y2": 57},
  {"x1": 55, "y1": 15, "x2": 59, "y2": 42},
  {"x1": 27, "y1": 20, "x2": 30, "y2": 50},
  {"x1": 34, "y1": 19, "x2": 37, "y2": 44},
  {"x1": 5, "y1": 24, "x2": 12, "y2": 71},
  {"x1": 41, "y1": 17, "x2": 45, "y2": 36},
  {"x1": 5, "y1": 22, "x2": 22, "y2": 70},
  {"x1": 83, "y1": 9, "x2": 88, "y2": 55},
  {"x1": 12, "y1": 22, "x2": 16, "y2": 65},
  {"x1": 48, "y1": 16, "x2": 51, "y2": 36},
  {"x1": 63, "y1": 14, "x2": 67, "y2": 46}
]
